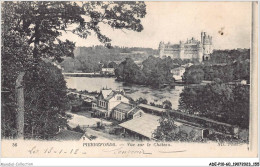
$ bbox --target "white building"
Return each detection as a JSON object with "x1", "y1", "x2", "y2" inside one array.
[
  {"x1": 101, "y1": 68, "x2": 115, "y2": 75},
  {"x1": 92, "y1": 88, "x2": 129, "y2": 118},
  {"x1": 170, "y1": 66, "x2": 186, "y2": 81}
]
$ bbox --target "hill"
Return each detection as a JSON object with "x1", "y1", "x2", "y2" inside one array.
[{"x1": 60, "y1": 46, "x2": 158, "y2": 72}]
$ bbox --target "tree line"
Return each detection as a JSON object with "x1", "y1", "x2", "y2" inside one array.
[
  {"x1": 60, "y1": 46, "x2": 157, "y2": 73},
  {"x1": 183, "y1": 60, "x2": 250, "y2": 84},
  {"x1": 115, "y1": 56, "x2": 195, "y2": 88}
]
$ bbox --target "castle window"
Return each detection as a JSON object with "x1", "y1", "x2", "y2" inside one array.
[{"x1": 117, "y1": 96, "x2": 121, "y2": 100}]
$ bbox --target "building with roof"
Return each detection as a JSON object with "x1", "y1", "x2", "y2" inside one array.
[
  {"x1": 119, "y1": 114, "x2": 161, "y2": 140},
  {"x1": 119, "y1": 112, "x2": 209, "y2": 140},
  {"x1": 92, "y1": 88, "x2": 130, "y2": 118},
  {"x1": 92, "y1": 88, "x2": 146, "y2": 121},
  {"x1": 170, "y1": 66, "x2": 186, "y2": 81},
  {"x1": 101, "y1": 68, "x2": 115, "y2": 75},
  {"x1": 112, "y1": 102, "x2": 134, "y2": 121},
  {"x1": 112, "y1": 103, "x2": 145, "y2": 121},
  {"x1": 159, "y1": 32, "x2": 213, "y2": 62},
  {"x1": 128, "y1": 107, "x2": 145, "y2": 119}
]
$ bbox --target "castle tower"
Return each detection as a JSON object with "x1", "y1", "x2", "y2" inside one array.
[
  {"x1": 201, "y1": 32, "x2": 213, "y2": 61},
  {"x1": 159, "y1": 41, "x2": 165, "y2": 58},
  {"x1": 201, "y1": 32, "x2": 204, "y2": 46}
]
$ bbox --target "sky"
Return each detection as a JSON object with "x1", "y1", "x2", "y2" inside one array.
[{"x1": 60, "y1": 2, "x2": 252, "y2": 50}]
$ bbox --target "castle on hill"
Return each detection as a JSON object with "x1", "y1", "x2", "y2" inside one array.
[{"x1": 158, "y1": 32, "x2": 213, "y2": 62}]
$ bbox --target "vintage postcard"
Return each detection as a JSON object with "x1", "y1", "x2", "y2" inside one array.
[{"x1": 1, "y1": 0, "x2": 258, "y2": 161}]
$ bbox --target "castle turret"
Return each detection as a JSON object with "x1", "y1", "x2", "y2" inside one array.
[
  {"x1": 159, "y1": 41, "x2": 165, "y2": 58},
  {"x1": 201, "y1": 32, "x2": 213, "y2": 61}
]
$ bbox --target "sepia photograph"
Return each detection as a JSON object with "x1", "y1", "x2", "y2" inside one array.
[{"x1": 1, "y1": 0, "x2": 258, "y2": 164}]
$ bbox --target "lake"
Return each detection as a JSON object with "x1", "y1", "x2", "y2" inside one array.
[{"x1": 65, "y1": 77, "x2": 183, "y2": 110}]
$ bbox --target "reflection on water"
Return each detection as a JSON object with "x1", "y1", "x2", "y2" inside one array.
[{"x1": 65, "y1": 77, "x2": 183, "y2": 110}]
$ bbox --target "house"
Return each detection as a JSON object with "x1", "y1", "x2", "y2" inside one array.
[
  {"x1": 170, "y1": 66, "x2": 186, "y2": 81},
  {"x1": 92, "y1": 88, "x2": 129, "y2": 118},
  {"x1": 112, "y1": 103, "x2": 145, "y2": 121},
  {"x1": 101, "y1": 68, "x2": 115, "y2": 75},
  {"x1": 112, "y1": 102, "x2": 134, "y2": 121}
]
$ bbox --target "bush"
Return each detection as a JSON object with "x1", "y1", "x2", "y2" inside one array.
[
  {"x1": 73, "y1": 125, "x2": 85, "y2": 133},
  {"x1": 71, "y1": 105, "x2": 81, "y2": 113}
]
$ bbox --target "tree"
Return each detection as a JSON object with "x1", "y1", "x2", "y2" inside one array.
[
  {"x1": 233, "y1": 60, "x2": 250, "y2": 82},
  {"x1": 162, "y1": 100, "x2": 172, "y2": 109},
  {"x1": 5, "y1": 1, "x2": 146, "y2": 62},
  {"x1": 142, "y1": 56, "x2": 174, "y2": 88},
  {"x1": 2, "y1": 1, "x2": 147, "y2": 139},
  {"x1": 183, "y1": 66, "x2": 204, "y2": 84},
  {"x1": 108, "y1": 61, "x2": 118, "y2": 68},
  {"x1": 23, "y1": 61, "x2": 70, "y2": 139},
  {"x1": 203, "y1": 65, "x2": 234, "y2": 82},
  {"x1": 73, "y1": 125, "x2": 85, "y2": 133},
  {"x1": 136, "y1": 97, "x2": 148, "y2": 104},
  {"x1": 153, "y1": 112, "x2": 178, "y2": 141},
  {"x1": 115, "y1": 58, "x2": 146, "y2": 84}
]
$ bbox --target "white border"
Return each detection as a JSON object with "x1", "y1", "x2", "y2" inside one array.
[{"x1": 0, "y1": 0, "x2": 259, "y2": 166}]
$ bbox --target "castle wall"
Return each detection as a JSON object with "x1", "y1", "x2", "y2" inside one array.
[{"x1": 158, "y1": 32, "x2": 213, "y2": 62}]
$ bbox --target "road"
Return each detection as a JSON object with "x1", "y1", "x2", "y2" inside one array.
[{"x1": 66, "y1": 112, "x2": 112, "y2": 128}]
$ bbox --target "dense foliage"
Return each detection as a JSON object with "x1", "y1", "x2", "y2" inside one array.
[
  {"x1": 23, "y1": 61, "x2": 70, "y2": 139},
  {"x1": 115, "y1": 56, "x2": 191, "y2": 88},
  {"x1": 209, "y1": 49, "x2": 250, "y2": 64},
  {"x1": 182, "y1": 66, "x2": 204, "y2": 84},
  {"x1": 60, "y1": 46, "x2": 157, "y2": 73},
  {"x1": 179, "y1": 83, "x2": 249, "y2": 129},
  {"x1": 183, "y1": 60, "x2": 250, "y2": 84},
  {"x1": 153, "y1": 112, "x2": 195, "y2": 141}
]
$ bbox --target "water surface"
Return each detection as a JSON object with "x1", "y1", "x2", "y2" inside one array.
[{"x1": 65, "y1": 77, "x2": 183, "y2": 110}]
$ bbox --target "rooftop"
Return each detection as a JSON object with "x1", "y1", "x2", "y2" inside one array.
[
  {"x1": 100, "y1": 88, "x2": 126, "y2": 101},
  {"x1": 128, "y1": 107, "x2": 142, "y2": 116},
  {"x1": 119, "y1": 114, "x2": 160, "y2": 139},
  {"x1": 138, "y1": 104, "x2": 166, "y2": 113},
  {"x1": 101, "y1": 89, "x2": 113, "y2": 99},
  {"x1": 114, "y1": 102, "x2": 133, "y2": 113}
]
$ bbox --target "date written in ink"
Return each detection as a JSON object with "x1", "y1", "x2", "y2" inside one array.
[{"x1": 28, "y1": 146, "x2": 84, "y2": 155}]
